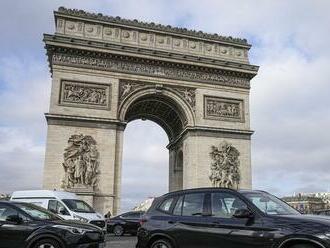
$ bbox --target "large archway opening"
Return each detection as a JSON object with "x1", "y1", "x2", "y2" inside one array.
[
  {"x1": 121, "y1": 120, "x2": 169, "y2": 212},
  {"x1": 119, "y1": 92, "x2": 190, "y2": 212}
]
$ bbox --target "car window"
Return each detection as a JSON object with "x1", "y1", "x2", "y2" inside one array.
[
  {"x1": 243, "y1": 192, "x2": 300, "y2": 215},
  {"x1": 182, "y1": 193, "x2": 205, "y2": 216},
  {"x1": 62, "y1": 199, "x2": 95, "y2": 213},
  {"x1": 48, "y1": 200, "x2": 70, "y2": 215},
  {"x1": 211, "y1": 193, "x2": 248, "y2": 218},
  {"x1": 14, "y1": 203, "x2": 61, "y2": 220},
  {"x1": 0, "y1": 205, "x2": 18, "y2": 221},
  {"x1": 173, "y1": 196, "x2": 184, "y2": 215},
  {"x1": 0, "y1": 204, "x2": 29, "y2": 222},
  {"x1": 158, "y1": 197, "x2": 174, "y2": 213}
]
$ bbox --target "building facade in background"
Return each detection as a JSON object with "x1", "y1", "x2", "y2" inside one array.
[
  {"x1": 42, "y1": 7, "x2": 259, "y2": 215},
  {"x1": 282, "y1": 194, "x2": 326, "y2": 214}
]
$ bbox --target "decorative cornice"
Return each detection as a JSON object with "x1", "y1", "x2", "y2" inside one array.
[
  {"x1": 46, "y1": 45, "x2": 252, "y2": 89},
  {"x1": 43, "y1": 34, "x2": 259, "y2": 73},
  {"x1": 45, "y1": 113, "x2": 126, "y2": 130},
  {"x1": 56, "y1": 7, "x2": 249, "y2": 46}
]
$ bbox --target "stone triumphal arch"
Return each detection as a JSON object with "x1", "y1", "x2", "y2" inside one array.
[{"x1": 42, "y1": 7, "x2": 259, "y2": 214}]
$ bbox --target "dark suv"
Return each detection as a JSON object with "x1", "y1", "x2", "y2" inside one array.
[
  {"x1": 137, "y1": 188, "x2": 330, "y2": 248},
  {"x1": 0, "y1": 201, "x2": 105, "y2": 248}
]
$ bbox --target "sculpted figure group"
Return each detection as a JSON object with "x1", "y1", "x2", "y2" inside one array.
[
  {"x1": 63, "y1": 83, "x2": 107, "y2": 106},
  {"x1": 209, "y1": 141, "x2": 240, "y2": 189},
  {"x1": 61, "y1": 134, "x2": 100, "y2": 189}
]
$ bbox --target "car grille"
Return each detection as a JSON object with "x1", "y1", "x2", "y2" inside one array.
[{"x1": 90, "y1": 220, "x2": 106, "y2": 228}]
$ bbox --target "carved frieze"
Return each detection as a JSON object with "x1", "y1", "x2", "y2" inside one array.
[
  {"x1": 209, "y1": 141, "x2": 240, "y2": 189},
  {"x1": 60, "y1": 80, "x2": 111, "y2": 109},
  {"x1": 204, "y1": 96, "x2": 244, "y2": 122},
  {"x1": 52, "y1": 53, "x2": 250, "y2": 89},
  {"x1": 61, "y1": 134, "x2": 100, "y2": 189},
  {"x1": 55, "y1": 7, "x2": 249, "y2": 63}
]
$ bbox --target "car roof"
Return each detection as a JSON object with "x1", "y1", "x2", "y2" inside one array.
[
  {"x1": 11, "y1": 190, "x2": 78, "y2": 200},
  {"x1": 160, "y1": 187, "x2": 269, "y2": 198}
]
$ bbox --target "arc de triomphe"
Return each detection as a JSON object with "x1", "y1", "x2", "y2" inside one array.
[{"x1": 42, "y1": 7, "x2": 259, "y2": 214}]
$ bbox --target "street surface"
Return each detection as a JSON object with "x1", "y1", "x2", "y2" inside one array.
[{"x1": 105, "y1": 235, "x2": 137, "y2": 248}]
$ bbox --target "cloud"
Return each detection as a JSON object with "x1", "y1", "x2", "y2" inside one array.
[{"x1": 0, "y1": 0, "x2": 329, "y2": 212}]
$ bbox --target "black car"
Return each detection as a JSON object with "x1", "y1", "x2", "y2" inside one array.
[
  {"x1": 107, "y1": 211, "x2": 144, "y2": 236},
  {"x1": 137, "y1": 188, "x2": 330, "y2": 248},
  {"x1": 0, "y1": 201, "x2": 105, "y2": 248}
]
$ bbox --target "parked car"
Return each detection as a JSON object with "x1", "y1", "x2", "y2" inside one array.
[
  {"x1": 137, "y1": 187, "x2": 330, "y2": 248},
  {"x1": 107, "y1": 211, "x2": 145, "y2": 236},
  {"x1": 10, "y1": 190, "x2": 106, "y2": 230},
  {"x1": 0, "y1": 200, "x2": 105, "y2": 248}
]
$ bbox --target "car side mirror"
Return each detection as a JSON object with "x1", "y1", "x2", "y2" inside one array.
[
  {"x1": 233, "y1": 209, "x2": 254, "y2": 219},
  {"x1": 6, "y1": 215, "x2": 23, "y2": 224}
]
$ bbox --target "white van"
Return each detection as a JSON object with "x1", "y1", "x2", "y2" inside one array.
[{"x1": 10, "y1": 190, "x2": 106, "y2": 230}]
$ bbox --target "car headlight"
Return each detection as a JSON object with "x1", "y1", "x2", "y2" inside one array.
[
  {"x1": 73, "y1": 214, "x2": 89, "y2": 223},
  {"x1": 53, "y1": 225, "x2": 92, "y2": 235}
]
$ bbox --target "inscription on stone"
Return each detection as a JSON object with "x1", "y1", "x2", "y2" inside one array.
[
  {"x1": 60, "y1": 80, "x2": 110, "y2": 109},
  {"x1": 204, "y1": 96, "x2": 244, "y2": 122}
]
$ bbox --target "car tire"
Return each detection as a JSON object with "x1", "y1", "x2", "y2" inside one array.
[
  {"x1": 113, "y1": 225, "x2": 124, "y2": 236},
  {"x1": 32, "y1": 238, "x2": 62, "y2": 248},
  {"x1": 150, "y1": 238, "x2": 173, "y2": 248}
]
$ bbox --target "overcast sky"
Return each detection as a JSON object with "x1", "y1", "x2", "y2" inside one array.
[{"x1": 0, "y1": 0, "x2": 329, "y2": 212}]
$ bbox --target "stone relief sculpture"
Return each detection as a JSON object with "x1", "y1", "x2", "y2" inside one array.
[
  {"x1": 119, "y1": 81, "x2": 145, "y2": 102},
  {"x1": 62, "y1": 81, "x2": 108, "y2": 106},
  {"x1": 175, "y1": 87, "x2": 196, "y2": 110},
  {"x1": 209, "y1": 141, "x2": 240, "y2": 189},
  {"x1": 205, "y1": 96, "x2": 243, "y2": 121},
  {"x1": 119, "y1": 80, "x2": 196, "y2": 111},
  {"x1": 61, "y1": 134, "x2": 100, "y2": 189}
]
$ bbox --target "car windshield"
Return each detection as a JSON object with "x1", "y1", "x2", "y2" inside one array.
[
  {"x1": 62, "y1": 199, "x2": 95, "y2": 213},
  {"x1": 15, "y1": 203, "x2": 62, "y2": 221},
  {"x1": 242, "y1": 192, "x2": 300, "y2": 216}
]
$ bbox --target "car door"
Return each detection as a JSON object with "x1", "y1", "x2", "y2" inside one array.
[
  {"x1": 204, "y1": 192, "x2": 273, "y2": 248},
  {"x1": 0, "y1": 203, "x2": 34, "y2": 248},
  {"x1": 170, "y1": 192, "x2": 213, "y2": 248}
]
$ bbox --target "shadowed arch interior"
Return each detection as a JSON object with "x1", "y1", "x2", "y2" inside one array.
[{"x1": 124, "y1": 94, "x2": 188, "y2": 141}]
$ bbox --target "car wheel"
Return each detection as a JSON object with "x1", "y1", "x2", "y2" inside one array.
[
  {"x1": 150, "y1": 239, "x2": 173, "y2": 248},
  {"x1": 33, "y1": 238, "x2": 62, "y2": 248},
  {"x1": 113, "y1": 225, "x2": 124, "y2": 236}
]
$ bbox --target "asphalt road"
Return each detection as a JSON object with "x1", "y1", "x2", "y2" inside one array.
[{"x1": 105, "y1": 235, "x2": 137, "y2": 248}]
